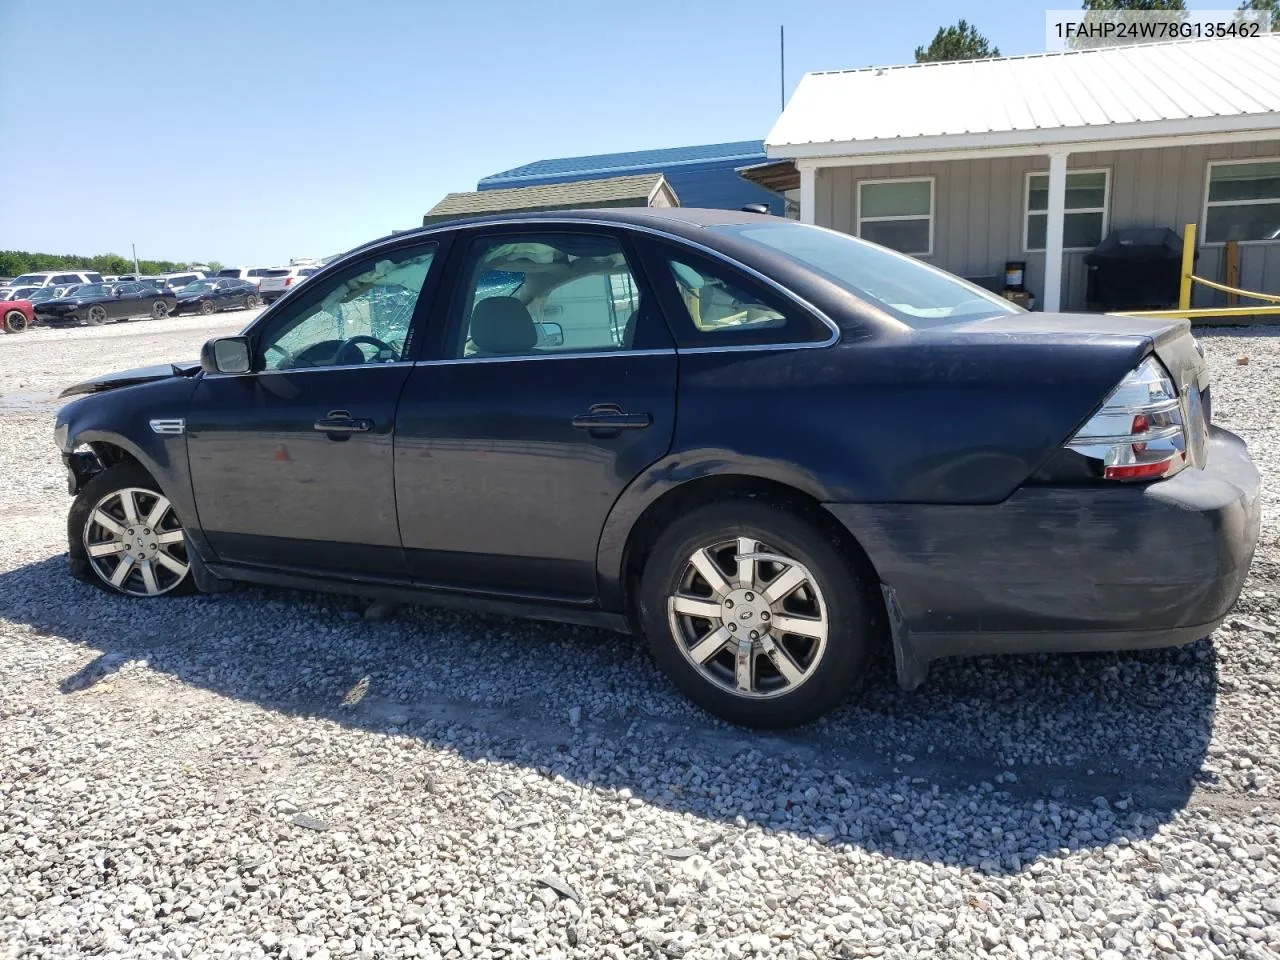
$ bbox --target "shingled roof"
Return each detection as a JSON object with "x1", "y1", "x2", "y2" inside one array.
[{"x1": 423, "y1": 173, "x2": 678, "y2": 225}]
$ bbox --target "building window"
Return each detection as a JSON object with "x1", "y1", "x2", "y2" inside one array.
[
  {"x1": 1024, "y1": 169, "x2": 1109, "y2": 253},
  {"x1": 1204, "y1": 160, "x2": 1280, "y2": 244},
  {"x1": 857, "y1": 178, "x2": 933, "y2": 256}
]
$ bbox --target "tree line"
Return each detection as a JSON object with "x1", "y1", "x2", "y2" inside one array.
[{"x1": 0, "y1": 251, "x2": 224, "y2": 278}]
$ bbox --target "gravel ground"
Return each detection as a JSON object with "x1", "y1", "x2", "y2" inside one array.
[{"x1": 0, "y1": 320, "x2": 1278, "y2": 960}]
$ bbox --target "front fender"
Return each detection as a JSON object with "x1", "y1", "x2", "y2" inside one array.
[{"x1": 56, "y1": 376, "x2": 207, "y2": 554}]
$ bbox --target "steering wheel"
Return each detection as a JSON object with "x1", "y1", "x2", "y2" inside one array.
[
  {"x1": 263, "y1": 342, "x2": 294, "y2": 368},
  {"x1": 334, "y1": 334, "x2": 397, "y2": 366}
]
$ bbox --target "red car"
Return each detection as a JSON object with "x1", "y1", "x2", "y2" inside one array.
[{"x1": 2, "y1": 299, "x2": 33, "y2": 334}]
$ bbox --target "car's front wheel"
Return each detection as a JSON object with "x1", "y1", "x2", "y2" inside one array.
[
  {"x1": 638, "y1": 500, "x2": 875, "y2": 728},
  {"x1": 199, "y1": 300, "x2": 215, "y2": 316},
  {"x1": 85, "y1": 305, "x2": 107, "y2": 326},
  {"x1": 3, "y1": 308, "x2": 29, "y2": 333},
  {"x1": 68, "y1": 463, "x2": 195, "y2": 597}
]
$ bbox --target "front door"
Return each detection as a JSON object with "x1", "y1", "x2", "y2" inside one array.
[
  {"x1": 186, "y1": 241, "x2": 445, "y2": 577},
  {"x1": 395, "y1": 229, "x2": 677, "y2": 599}
]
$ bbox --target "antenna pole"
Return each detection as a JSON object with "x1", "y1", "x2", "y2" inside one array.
[{"x1": 780, "y1": 25, "x2": 785, "y2": 111}]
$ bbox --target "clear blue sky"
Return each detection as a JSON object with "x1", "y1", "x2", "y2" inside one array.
[{"x1": 0, "y1": 0, "x2": 1228, "y2": 265}]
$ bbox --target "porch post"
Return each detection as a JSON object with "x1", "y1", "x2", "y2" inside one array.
[
  {"x1": 1042, "y1": 150, "x2": 1069, "y2": 313},
  {"x1": 799, "y1": 163, "x2": 816, "y2": 225}
]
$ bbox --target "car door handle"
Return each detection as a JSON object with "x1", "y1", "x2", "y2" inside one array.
[
  {"x1": 571, "y1": 404, "x2": 652, "y2": 431},
  {"x1": 313, "y1": 414, "x2": 374, "y2": 433}
]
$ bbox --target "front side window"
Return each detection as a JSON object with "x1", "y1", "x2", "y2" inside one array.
[
  {"x1": 453, "y1": 235, "x2": 642, "y2": 358},
  {"x1": 54, "y1": 274, "x2": 81, "y2": 284},
  {"x1": 117, "y1": 282, "x2": 141, "y2": 294},
  {"x1": 1205, "y1": 160, "x2": 1280, "y2": 243},
  {"x1": 719, "y1": 221, "x2": 1018, "y2": 329},
  {"x1": 256, "y1": 245, "x2": 437, "y2": 371},
  {"x1": 857, "y1": 178, "x2": 933, "y2": 256},
  {"x1": 1025, "y1": 169, "x2": 1109, "y2": 251}
]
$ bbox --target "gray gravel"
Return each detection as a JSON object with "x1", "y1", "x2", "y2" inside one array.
[{"x1": 1, "y1": 320, "x2": 1278, "y2": 960}]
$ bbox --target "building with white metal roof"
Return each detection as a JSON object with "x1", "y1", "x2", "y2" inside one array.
[{"x1": 761, "y1": 36, "x2": 1280, "y2": 312}]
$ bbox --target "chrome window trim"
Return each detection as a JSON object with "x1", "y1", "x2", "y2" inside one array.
[
  {"x1": 317, "y1": 217, "x2": 842, "y2": 356},
  {"x1": 414, "y1": 349, "x2": 676, "y2": 368},
  {"x1": 202, "y1": 361, "x2": 416, "y2": 379}
]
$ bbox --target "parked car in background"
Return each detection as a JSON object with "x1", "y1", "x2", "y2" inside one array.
[
  {"x1": 49, "y1": 209, "x2": 1260, "y2": 728},
  {"x1": 2, "y1": 270, "x2": 104, "y2": 295},
  {"x1": 0, "y1": 286, "x2": 41, "y2": 301},
  {"x1": 171, "y1": 278, "x2": 261, "y2": 315},
  {"x1": 26, "y1": 286, "x2": 70, "y2": 305},
  {"x1": 2, "y1": 298, "x2": 33, "y2": 333},
  {"x1": 34, "y1": 281, "x2": 177, "y2": 326},
  {"x1": 215, "y1": 266, "x2": 274, "y2": 290},
  {"x1": 258, "y1": 266, "x2": 319, "y2": 303}
]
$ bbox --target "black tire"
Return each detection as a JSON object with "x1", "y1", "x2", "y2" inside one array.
[
  {"x1": 638, "y1": 500, "x2": 874, "y2": 728},
  {"x1": 152, "y1": 299, "x2": 169, "y2": 319},
  {"x1": 245, "y1": 295, "x2": 260, "y2": 309},
  {"x1": 199, "y1": 299, "x2": 215, "y2": 316},
  {"x1": 3, "y1": 308, "x2": 28, "y2": 333},
  {"x1": 85, "y1": 305, "x2": 107, "y2": 326},
  {"x1": 68, "y1": 462, "x2": 197, "y2": 598}
]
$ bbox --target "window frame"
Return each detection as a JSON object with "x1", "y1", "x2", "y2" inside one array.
[
  {"x1": 240, "y1": 236, "x2": 449, "y2": 375},
  {"x1": 436, "y1": 227, "x2": 671, "y2": 362},
  {"x1": 1201, "y1": 157, "x2": 1280, "y2": 247},
  {"x1": 856, "y1": 176, "x2": 935, "y2": 258},
  {"x1": 1022, "y1": 167, "x2": 1111, "y2": 254}
]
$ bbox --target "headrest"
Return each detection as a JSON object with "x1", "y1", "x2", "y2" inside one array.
[{"x1": 470, "y1": 296, "x2": 537, "y2": 354}]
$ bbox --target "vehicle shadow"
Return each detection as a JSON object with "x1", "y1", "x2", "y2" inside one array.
[{"x1": 0, "y1": 555, "x2": 1219, "y2": 875}]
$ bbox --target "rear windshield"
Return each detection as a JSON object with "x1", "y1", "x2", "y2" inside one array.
[
  {"x1": 716, "y1": 222, "x2": 1019, "y2": 329},
  {"x1": 262, "y1": 269, "x2": 291, "y2": 277}
]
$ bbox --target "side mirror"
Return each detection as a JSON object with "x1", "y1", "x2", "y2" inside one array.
[{"x1": 200, "y1": 335, "x2": 252, "y2": 375}]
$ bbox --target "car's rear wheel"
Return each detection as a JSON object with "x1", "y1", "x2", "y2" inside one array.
[
  {"x1": 638, "y1": 501, "x2": 874, "y2": 728},
  {"x1": 68, "y1": 463, "x2": 195, "y2": 597},
  {"x1": 152, "y1": 299, "x2": 169, "y2": 319},
  {"x1": 3, "y1": 308, "x2": 28, "y2": 333},
  {"x1": 85, "y1": 305, "x2": 107, "y2": 326},
  {"x1": 245, "y1": 294, "x2": 260, "y2": 309},
  {"x1": 199, "y1": 300, "x2": 215, "y2": 316}
]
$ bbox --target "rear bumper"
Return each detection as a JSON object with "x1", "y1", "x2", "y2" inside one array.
[{"x1": 826, "y1": 427, "x2": 1261, "y2": 686}]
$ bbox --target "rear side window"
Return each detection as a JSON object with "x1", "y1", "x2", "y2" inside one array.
[
  {"x1": 54, "y1": 274, "x2": 80, "y2": 284},
  {"x1": 86, "y1": 272, "x2": 104, "y2": 282},
  {"x1": 249, "y1": 268, "x2": 269, "y2": 278},
  {"x1": 450, "y1": 234, "x2": 655, "y2": 358},
  {"x1": 217, "y1": 269, "x2": 239, "y2": 277},
  {"x1": 641, "y1": 240, "x2": 829, "y2": 348}
]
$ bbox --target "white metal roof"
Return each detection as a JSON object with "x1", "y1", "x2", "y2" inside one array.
[{"x1": 767, "y1": 36, "x2": 1280, "y2": 160}]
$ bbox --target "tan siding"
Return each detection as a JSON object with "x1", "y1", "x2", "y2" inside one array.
[{"x1": 817, "y1": 138, "x2": 1280, "y2": 311}]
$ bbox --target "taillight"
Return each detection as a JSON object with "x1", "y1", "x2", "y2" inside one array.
[
  {"x1": 1065, "y1": 356, "x2": 1187, "y2": 482},
  {"x1": 285, "y1": 277, "x2": 295, "y2": 286}
]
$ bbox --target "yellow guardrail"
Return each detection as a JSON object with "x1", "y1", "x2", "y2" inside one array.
[{"x1": 1109, "y1": 222, "x2": 1280, "y2": 321}]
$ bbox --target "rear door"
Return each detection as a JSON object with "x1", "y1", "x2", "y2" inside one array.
[{"x1": 394, "y1": 226, "x2": 678, "y2": 598}]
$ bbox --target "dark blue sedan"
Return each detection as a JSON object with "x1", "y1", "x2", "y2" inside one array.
[
  {"x1": 171, "y1": 278, "x2": 262, "y2": 316},
  {"x1": 52, "y1": 209, "x2": 1260, "y2": 727}
]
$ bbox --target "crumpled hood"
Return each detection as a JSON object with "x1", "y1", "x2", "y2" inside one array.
[{"x1": 59, "y1": 362, "x2": 201, "y2": 398}]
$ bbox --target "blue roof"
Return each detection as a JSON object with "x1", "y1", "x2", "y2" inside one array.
[{"x1": 478, "y1": 140, "x2": 783, "y2": 215}]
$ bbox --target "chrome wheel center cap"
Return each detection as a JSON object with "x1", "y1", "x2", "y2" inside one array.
[{"x1": 721, "y1": 588, "x2": 770, "y2": 635}]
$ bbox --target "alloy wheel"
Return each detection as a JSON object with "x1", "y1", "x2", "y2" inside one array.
[
  {"x1": 667, "y1": 537, "x2": 828, "y2": 699},
  {"x1": 82, "y1": 487, "x2": 190, "y2": 596},
  {"x1": 200, "y1": 300, "x2": 214, "y2": 315},
  {"x1": 152, "y1": 300, "x2": 169, "y2": 319},
  {"x1": 87, "y1": 305, "x2": 107, "y2": 325}
]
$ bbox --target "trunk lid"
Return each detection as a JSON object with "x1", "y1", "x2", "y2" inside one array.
[{"x1": 947, "y1": 311, "x2": 1211, "y2": 467}]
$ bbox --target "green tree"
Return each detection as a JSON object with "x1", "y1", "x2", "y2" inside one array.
[
  {"x1": 0, "y1": 250, "x2": 219, "y2": 279},
  {"x1": 206, "y1": 261, "x2": 225, "y2": 273},
  {"x1": 1082, "y1": 0, "x2": 1186, "y2": 8},
  {"x1": 1237, "y1": 0, "x2": 1277, "y2": 28},
  {"x1": 915, "y1": 19, "x2": 1001, "y2": 62}
]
